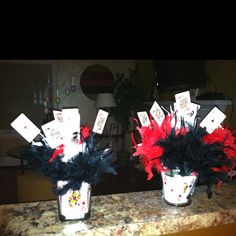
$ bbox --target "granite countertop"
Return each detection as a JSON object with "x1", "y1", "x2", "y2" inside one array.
[{"x1": 1, "y1": 183, "x2": 236, "y2": 235}]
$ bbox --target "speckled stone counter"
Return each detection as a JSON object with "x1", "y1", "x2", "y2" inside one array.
[{"x1": 1, "y1": 183, "x2": 236, "y2": 236}]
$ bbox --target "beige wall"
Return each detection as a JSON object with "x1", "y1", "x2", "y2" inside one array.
[
  {"x1": 2, "y1": 60, "x2": 235, "y2": 136},
  {"x1": 203, "y1": 60, "x2": 236, "y2": 129},
  {"x1": 0, "y1": 60, "x2": 135, "y2": 133},
  {"x1": 54, "y1": 60, "x2": 135, "y2": 126},
  {"x1": 0, "y1": 63, "x2": 51, "y2": 130}
]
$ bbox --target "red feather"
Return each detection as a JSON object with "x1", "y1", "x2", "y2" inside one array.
[
  {"x1": 133, "y1": 115, "x2": 174, "y2": 179},
  {"x1": 203, "y1": 127, "x2": 236, "y2": 161}
]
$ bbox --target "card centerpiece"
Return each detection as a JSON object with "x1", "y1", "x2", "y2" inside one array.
[
  {"x1": 11, "y1": 108, "x2": 117, "y2": 221},
  {"x1": 133, "y1": 90, "x2": 236, "y2": 206}
]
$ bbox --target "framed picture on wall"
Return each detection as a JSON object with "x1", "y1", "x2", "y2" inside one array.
[{"x1": 110, "y1": 123, "x2": 119, "y2": 136}]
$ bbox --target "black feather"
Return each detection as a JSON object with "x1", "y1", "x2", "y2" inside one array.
[
  {"x1": 25, "y1": 133, "x2": 117, "y2": 195},
  {"x1": 156, "y1": 124, "x2": 231, "y2": 198}
]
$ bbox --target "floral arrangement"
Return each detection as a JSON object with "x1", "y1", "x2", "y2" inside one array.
[
  {"x1": 11, "y1": 108, "x2": 117, "y2": 196},
  {"x1": 132, "y1": 91, "x2": 236, "y2": 198}
]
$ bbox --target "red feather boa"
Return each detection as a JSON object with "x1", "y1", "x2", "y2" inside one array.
[
  {"x1": 133, "y1": 115, "x2": 188, "y2": 179},
  {"x1": 202, "y1": 127, "x2": 236, "y2": 173}
]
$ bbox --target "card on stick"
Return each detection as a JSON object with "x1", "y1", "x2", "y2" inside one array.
[
  {"x1": 11, "y1": 113, "x2": 41, "y2": 143},
  {"x1": 53, "y1": 110, "x2": 63, "y2": 123},
  {"x1": 92, "y1": 109, "x2": 109, "y2": 134},
  {"x1": 62, "y1": 108, "x2": 80, "y2": 143},
  {"x1": 137, "y1": 111, "x2": 151, "y2": 127},
  {"x1": 150, "y1": 101, "x2": 165, "y2": 126},
  {"x1": 199, "y1": 106, "x2": 226, "y2": 133},
  {"x1": 41, "y1": 120, "x2": 63, "y2": 148},
  {"x1": 175, "y1": 90, "x2": 191, "y2": 113}
]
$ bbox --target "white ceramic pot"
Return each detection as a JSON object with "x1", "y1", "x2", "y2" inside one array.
[
  {"x1": 57, "y1": 181, "x2": 91, "y2": 221},
  {"x1": 161, "y1": 171, "x2": 198, "y2": 206}
]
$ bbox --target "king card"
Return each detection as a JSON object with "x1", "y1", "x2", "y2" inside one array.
[{"x1": 175, "y1": 90, "x2": 191, "y2": 113}]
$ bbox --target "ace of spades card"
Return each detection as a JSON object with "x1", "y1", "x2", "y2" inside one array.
[{"x1": 199, "y1": 106, "x2": 226, "y2": 133}]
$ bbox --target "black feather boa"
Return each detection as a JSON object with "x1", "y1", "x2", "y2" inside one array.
[
  {"x1": 25, "y1": 133, "x2": 117, "y2": 195},
  {"x1": 157, "y1": 126, "x2": 231, "y2": 198}
]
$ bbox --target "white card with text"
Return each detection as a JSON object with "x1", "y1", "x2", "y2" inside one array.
[
  {"x1": 92, "y1": 109, "x2": 109, "y2": 134},
  {"x1": 62, "y1": 108, "x2": 80, "y2": 144},
  {"x1": 41, "y1": 120, "x2": 63, "y2": 149},
  {"x1": 150, "y1": 101, "x2": 165, "y2": 126},
  {"x1": 137, "y1": 111, "x2": 151, "y2": 127},
  {"x1": 11, "y1": 113, "x2": 41, "y2": 142},
  {"x1": 199, "y1": 107, "x2": 226, "y2": 133}
]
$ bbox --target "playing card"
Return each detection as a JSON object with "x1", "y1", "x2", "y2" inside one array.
[
  {"x1": 179, "y1": 103, "x2": 201, "y2": 126},
  {"x1": 11, "y1": 113, "x2": 41, "y2": 143},
  {"x1": 175, "y1": 90, "x2": 191, "y2": 113},
  {"x1": 199, "y1": 106, "x2": 226, "y2": 133},
  {"x1": 150, "y1": 101, "x2": 165, "y2": 126},
  {"x1": 41, "y1": 120, "x2": 63, "y2": 149},
  {"x1": 92, "y1": 109, "x2": 109, "y2": 134},
  {"x1": 53, "y1": 110, "x2": 63, "y2": 123},
  {"x1": 62, "y1": 108, "x2": 80, "y2": 144},
  {"x1": 137, "y1": 111, "x2": 150, "y2": 127},
  {"x1": 185, "y1": 103, "x2": 201, "y2": 125}
]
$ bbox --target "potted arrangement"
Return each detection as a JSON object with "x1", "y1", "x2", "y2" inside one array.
[
  {"x1": 11, "y1": 108, "x2": 116, "y2": 221},
  {"x1": 132, "y1": 91, "x2": 236, "y2": 206}
]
